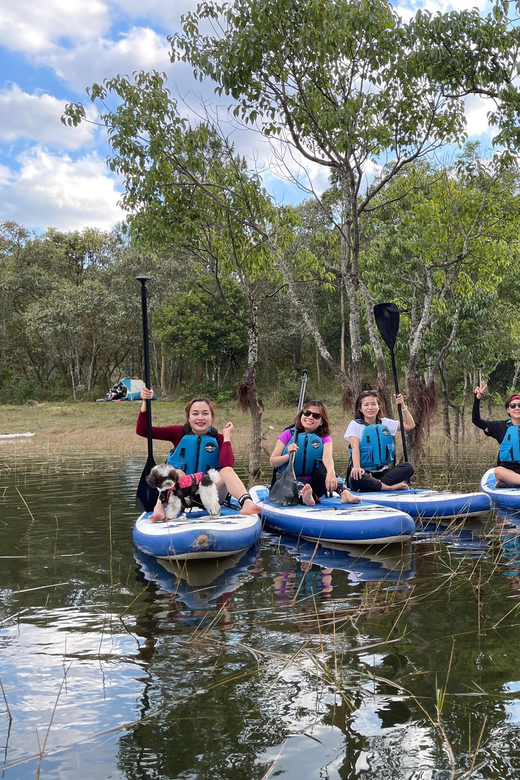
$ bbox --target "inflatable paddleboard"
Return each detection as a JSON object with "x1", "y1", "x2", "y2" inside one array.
[
  {"x1": 347, "y1": 486, "x2": 492, "y2": 519},
  {"x1": 250, "y1": 485, "x2": 415, "y2": 545},
  {"x1": 0, "y1": 431, "x2": 35, "y2": 439},
  {"x1": 480, "y1": 468, "x2": 520, "y2": 511},
  {"x1": 133, "y1": 505, "x2": 262, "y2": 560}
]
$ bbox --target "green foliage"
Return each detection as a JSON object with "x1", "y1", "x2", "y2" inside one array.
[{"x1": 153, "y1": 275, "x2": 248, "y2": 369}]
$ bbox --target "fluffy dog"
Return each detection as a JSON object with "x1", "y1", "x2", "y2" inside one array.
[{"x1": 146, "y1": 464, "x2": 221, "y2": 520}]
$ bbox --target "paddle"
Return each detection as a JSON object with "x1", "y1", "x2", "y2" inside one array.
[
  {"x1": 135, "y1": 276, "x2": 158, "y2": 512},
  {"x1": 373, "y1": 302, "x2": 409, "y2": 463},
  {"x1": 269, "y1": 369, "x2": 308, "y2": 506}
]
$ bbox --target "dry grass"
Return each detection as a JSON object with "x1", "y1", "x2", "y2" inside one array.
[{"x1": 0, "y1": 400, "x2": 500, "y2": 486}]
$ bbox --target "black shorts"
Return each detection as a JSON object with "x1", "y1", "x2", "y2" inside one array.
[{"x1": 497, "y1": 462, "x2": 520, "y2": 475}]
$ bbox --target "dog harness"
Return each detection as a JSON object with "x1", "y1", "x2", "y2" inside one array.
[
  {"x1": 166, "y1": 425, "x2": 220, "y2": 473},
  {"x1": 278, "y1": 427, "x2": 324, "y2": 477},
  {"x1": 159, "y1": 472, "x2": 207, "y2": 510}
]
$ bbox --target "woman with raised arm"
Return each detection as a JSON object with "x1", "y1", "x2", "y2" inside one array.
[
  {"x1": 473, "y1": 382, "x2": 520, "y2": 487},
  {"x1": 137, "y1": 388, "x2": 261, "y2": 521},
  {"x1": 345, "y1": 389, "x2": 415, "y2": 492}
]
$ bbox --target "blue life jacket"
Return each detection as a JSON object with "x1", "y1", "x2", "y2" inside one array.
[
  {"x1": 499, "y1": 420, "x2": 520, "y2": 464},
  {"x1": 166, "y1": 425, "x2": 220, "y2": 473},
  {"x1": 354, "y1": 419, "x2": 395, "y2": 471},
  {"x1": 278, "y1": 427, "x2": 324, "y2": 477}
]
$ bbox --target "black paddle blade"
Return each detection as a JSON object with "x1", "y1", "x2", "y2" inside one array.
[
  {"x1": 374, "y1": 302, "x2": 400, "y2": 351},
  {"x1": 269, "y1": 457, "x2": 300, "y2": 506},
  {"x1": 136, "y1": 453, "x2": 158, "y2": 512}
]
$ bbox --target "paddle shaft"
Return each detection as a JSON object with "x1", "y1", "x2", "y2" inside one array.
[
  {"x1": 389, "y1": 348, "x2": 409, "y2": 463},
  {"x1": 286, "y1": 370, "x2": 309, "y2": 467},
  {"x1": 268, "y1": 369, "x2": 308, "y2": 505},
  {"x1": 136, "y1": 276, "x2": 154, "y2": 461},
  {"x1": 373, "y1": 302, "x2": 409, "y2": 464}
]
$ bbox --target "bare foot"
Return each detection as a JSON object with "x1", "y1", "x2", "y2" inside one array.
[
  {"x1": 300, "y1": 483, "x2": 316, "y2": 507},
  {"x1": 381, "y1": 481, "x2": 408, "y2": 491},
  {"x1": 241, "y1": 499, "x2": 262, "y2": 515},
  {"x1": 149, "y1": 509, "x2": 166, "y2": 522},
  {"x1": 340, "y1": 489, "x2": 362, "y2": 504}
]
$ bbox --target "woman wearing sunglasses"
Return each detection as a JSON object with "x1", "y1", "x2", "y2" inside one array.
[
  {"x1": 269, "y1": 400, "x2": 360, "y2": 506},
  {"x1": 345, "y1": 389, "x2": 415, "y2": 492},
  {"x1": 137, "y1": 388, "x2": 261, "y2": 521},
  {"x1": 473, "y1": 382, "x2": 520, "y2": 487}
]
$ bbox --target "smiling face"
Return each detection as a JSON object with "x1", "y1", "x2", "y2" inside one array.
[
  {"x1": 507, "y1": 398, "x2": 520, "y2": 425},
  {"x1": 359, "y1": 394, "x2": 380, "y2": 422},
  {"x1": 187, "y1": 401, "x2": 214, "y2": 435},
  {"x1": 300, "y1": 405, "x2": 323, "y2": 432}
]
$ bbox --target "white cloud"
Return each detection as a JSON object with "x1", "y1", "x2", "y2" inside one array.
[
  {"x1": 465, "y1": 94, "x2": 493, "y2": 137},
  {"x1": 0, "y1": 0, "x2": 109, "y2": 54},
  {"x1": 110, "y1": 0, "x2": 198, "y2": 28},
  {"x1": 395, "y1": 0, "x2": 488, "y2": 15},
  {"x1": 0, "y1": 148, "x2": 124, "y2": 231},
  {"x1": 0, "y1": 164, "x2": 12, "y2": 186},
  {"x1": 0, "y1": 85, "x2": 98, "y2": 149},
  {"x1": 38, "y1": 27, "x2": 170, "y2": 94}
]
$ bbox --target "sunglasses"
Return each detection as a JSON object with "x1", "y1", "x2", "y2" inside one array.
[
  {"x1": 302, "y1": 410, "x2": 322, "y2": 420},
  {"x1": 508, "y1": 403, "x2": 520, "y2": 409}
]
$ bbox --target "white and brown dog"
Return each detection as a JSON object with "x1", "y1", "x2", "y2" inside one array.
[{"x1": 146, "y1": 464, "x2": 221, "y2": 520}]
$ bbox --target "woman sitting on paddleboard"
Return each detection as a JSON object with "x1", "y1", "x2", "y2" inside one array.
[
  {"x1": 137, "y1": 388, "x2": 261, "y2": 521},
  {"x1": 270, "y1": 400, "x2": 360, "y2": 507},
  {"x1": 345, "y1": 390, "x2": 415, "y2": 492},
  {"x1": 473, "y1": 382, "x2": 520, "y2": 487}
]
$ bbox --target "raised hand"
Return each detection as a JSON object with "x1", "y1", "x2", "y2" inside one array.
[{"x1": 474, "y1": 382, "x2": 487, "y2": 400}]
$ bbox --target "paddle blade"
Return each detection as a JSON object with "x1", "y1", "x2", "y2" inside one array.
[
  {"x1": 136, "y1": 453, "x2": 158, "y2": 512},
  {"x1": 374, "y1": 302, "x2": 400, "y2": 351},
  {"x1": 269, "y1": 458, "x2": 300, "y2": 506}
]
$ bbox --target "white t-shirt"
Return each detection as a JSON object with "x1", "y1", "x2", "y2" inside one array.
[{"x1": 344, "y1": 417, "x2": 399, "y2": 442}]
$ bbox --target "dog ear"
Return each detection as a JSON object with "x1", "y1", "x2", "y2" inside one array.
[
  {"x1": 166, "y1": 466, "x2": 179, "y2": 482},
  {"x1": 146, "y1": 469, "x2": 161, "y2": 489}
]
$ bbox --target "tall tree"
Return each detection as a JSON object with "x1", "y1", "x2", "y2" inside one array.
[{"x1": 172, "y1": 0, "x2": 487, "y2": 395}]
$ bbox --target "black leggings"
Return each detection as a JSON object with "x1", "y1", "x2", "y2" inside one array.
[
  {"x1": 348, "y1": 462, "x2": 414, "y2": 492},
  {"x1": 302, "y1": 461, "x2": 328, "y2": 499}
]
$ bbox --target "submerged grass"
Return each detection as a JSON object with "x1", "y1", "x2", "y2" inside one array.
[{"x1": 2, "y1": 402, "x2": 517, "y2": 777}]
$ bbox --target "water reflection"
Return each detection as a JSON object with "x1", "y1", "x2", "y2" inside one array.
[
  {"x1": 134, "y1": 544, "x2": 262, "y2": 613},
  {"x1": 4, "y1": 451, "x2": 520, "y2": 778}
]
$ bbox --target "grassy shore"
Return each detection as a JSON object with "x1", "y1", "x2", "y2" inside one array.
[
  {"x1": 0, "y1": 398, "x2": 499, "y2": 486},
  {"x1": 0, "y1": 399, "x2": 355, "y2": 461}
]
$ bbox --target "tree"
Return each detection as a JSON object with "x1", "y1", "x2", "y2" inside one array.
[
  {"x1": 169, "y1": 0, "x2": 520, "y2": 410},
  {"x1": 361, "y1": 148, "x2": 520, "y2": 455}
]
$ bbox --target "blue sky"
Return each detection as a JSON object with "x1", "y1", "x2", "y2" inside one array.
[{"x1": 0, "y1": 0, "x2": 492, "y2": 234}]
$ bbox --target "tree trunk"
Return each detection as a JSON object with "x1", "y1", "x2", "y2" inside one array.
[
  {"x1": 236, "y1": 304, "x2": 264, "y2": 482},
  {"x1": 439, "y1": 363, "x2": 451, "y2": 440},
  {"x1": 160, "y1": 354, "x2": 166, "y2": 395},
  {"x1": 267, "y1": 239, "x2": 350, "y2": 394},
  {"x1": 340, "y1": 285, "x2": 346, "y2": 374},
  {"x1": 359, "y1": 279, "x2": 391, "y2": 411}
]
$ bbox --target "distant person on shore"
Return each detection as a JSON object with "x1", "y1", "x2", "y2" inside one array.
[
  {"x1": 473, "y1": 382, "x2": 520, "y2": 487},
  {"x1": 345, "y1": 390, "x2": 415, "y2": 492},
  {"x1": 137, "y1": 388, "x2": 261, "y2": 521},
  {"x1": 269, "y1": 399, "x2": 361, "y2": 506}
]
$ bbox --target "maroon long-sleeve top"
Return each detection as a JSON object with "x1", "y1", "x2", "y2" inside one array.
[{"x1": 135, "y1": 411, "x2": 235, "y2": 468}]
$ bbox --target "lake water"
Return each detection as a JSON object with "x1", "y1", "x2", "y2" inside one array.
[{"x1": 2, "y1": 445, "x2": 520, "y2": 779}]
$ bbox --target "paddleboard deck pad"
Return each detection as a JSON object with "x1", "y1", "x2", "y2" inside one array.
[{"x1": 250, "y1": 485, "x2": 415, "y2": 544}]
